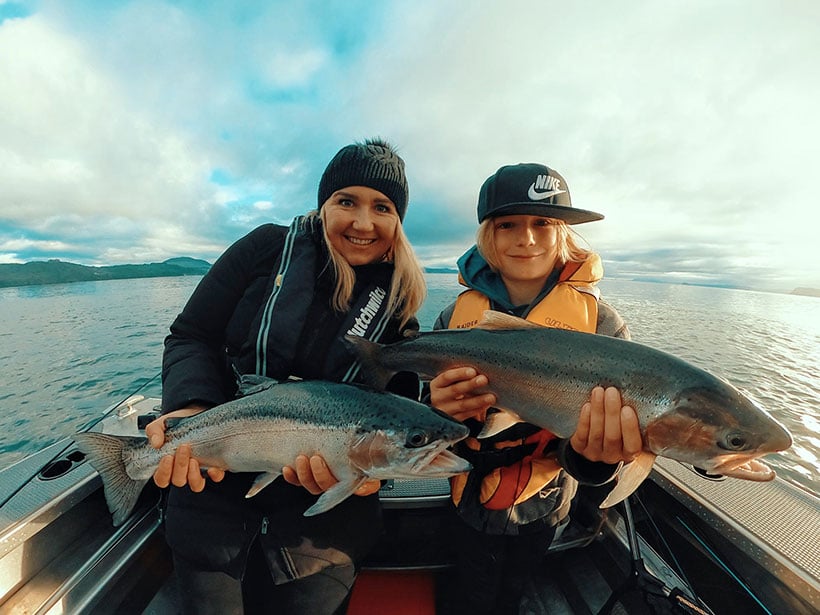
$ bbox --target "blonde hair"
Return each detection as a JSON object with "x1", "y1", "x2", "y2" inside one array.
[
  {"x1": 476, "y1": 217, "x2": 592, "y2": 271},
  {"x1": 306, "y1": 209, "x2": 426, "y2": 327}
]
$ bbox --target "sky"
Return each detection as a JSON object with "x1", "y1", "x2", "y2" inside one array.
[{"x1": 1, "y1": 0, "x2": 819, "y2": 294}]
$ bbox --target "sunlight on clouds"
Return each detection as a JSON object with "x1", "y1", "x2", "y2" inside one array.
[
  {"x1": 0, "y1": 14, "x2": 221, "y2": 237},
  {"x1": 0, "y1": 238, "x2": 75, "y2": 263},
  {"x1": 1, "y1": 1, "x2": 818, "y2": 291},
  {"x1": 341, "y1": 0, "x2": 820, "y2": 290},
  {"x1": 259, "y1": 49, "x2": 328, "y2": 88}
]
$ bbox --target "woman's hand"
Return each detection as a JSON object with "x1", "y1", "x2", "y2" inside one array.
[
  {"x1": 283, "y1": 455, "x2": 381, "y2": 497},
  {"x1": 145, "y1": 406, "x2": 226, "y2": 492},
  {"x1": 429, "y1": 367, "x2": 497, "y2": 422},
  {"x1": 570, "y1": 386, "x2": 643, "y2": 464}
]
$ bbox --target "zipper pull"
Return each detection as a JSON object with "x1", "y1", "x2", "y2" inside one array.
[{"x1": 261, "y1": 516, "x2": 269, "y2": 535}]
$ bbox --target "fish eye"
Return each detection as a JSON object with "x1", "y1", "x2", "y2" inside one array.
[
  {"x1": 718, "y1": 432, "x2": 748, "y2": 451},
  {"x1": 406, "y1": 429, "x2": 430, "y2": 448}
]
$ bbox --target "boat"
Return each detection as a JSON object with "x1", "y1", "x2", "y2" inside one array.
[{"x1": 1, "y1": 393, "x2": 818, "y2": 614}]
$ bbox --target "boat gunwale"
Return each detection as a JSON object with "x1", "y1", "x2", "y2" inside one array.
[{"x1": 651, "y1": 457, "x2": 820, "y2": 601}]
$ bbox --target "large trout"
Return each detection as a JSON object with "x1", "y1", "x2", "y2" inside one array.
[
  {"x1": 345, "y1": 311, "x2": 793, "y2": 507},
  {"x1": 74, "y1": 378, "x2": 470, "y2": 526}
]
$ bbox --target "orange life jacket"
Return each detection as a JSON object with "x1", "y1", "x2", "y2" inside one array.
[{"x1": 448, "y1": 256, "x2": 601, "y2": 511}]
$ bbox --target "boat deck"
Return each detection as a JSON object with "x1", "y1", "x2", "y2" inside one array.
[
  {"x1": 652, "y1": 457, "x2": 820, "y2": 610},
  {"x1": 2, "y1": 395, "x2": 818, "y2": 614}
]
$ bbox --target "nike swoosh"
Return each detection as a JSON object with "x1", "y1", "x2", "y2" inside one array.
[{"x1": 527, "y1": 185, "x2": 566, "y2": 201}]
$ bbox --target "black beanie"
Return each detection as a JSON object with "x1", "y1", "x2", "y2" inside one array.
[{"x1": 317, "y1": 138, "x2": 409, "y2": 220}]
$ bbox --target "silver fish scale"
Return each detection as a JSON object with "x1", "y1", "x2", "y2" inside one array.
[
  {"x1": 120, "y1": 380, "x2": 467, "y2": 480},
  {"x1": 371, "y1": 327, "x2": 724, "y2": 437}
]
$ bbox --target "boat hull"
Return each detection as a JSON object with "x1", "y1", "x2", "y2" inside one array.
[{"x1": 1, "y1": 395, "x2": 817, "y2": 614}]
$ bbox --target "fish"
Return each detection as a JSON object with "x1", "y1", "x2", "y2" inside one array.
[
  {"x1": 344, "y1": 311, "x2": 793, "y2": 508},
  {"x1": 74, "y1": 378, "x2": 471, "y2": 526}
]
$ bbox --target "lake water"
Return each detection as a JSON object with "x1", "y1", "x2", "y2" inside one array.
[{"x1": 1, "y1": 275, "x2": 818, "y2": 498}]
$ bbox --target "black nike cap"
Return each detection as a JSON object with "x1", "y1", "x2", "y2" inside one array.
[{"x1": 476, "y1": 163, "x2": 604, "y2": 224}]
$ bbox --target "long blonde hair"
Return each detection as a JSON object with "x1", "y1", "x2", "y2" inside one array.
[
  {"x1": 306, "y1": 209, "x2": 426, "y2": 327},
  {"x1": 476, "y1": 217, "x2": 592, "y2": 271}
]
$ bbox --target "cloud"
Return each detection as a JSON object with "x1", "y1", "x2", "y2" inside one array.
[{"x1": 0, "y1": 0, "x2": 818, "y2": 293}]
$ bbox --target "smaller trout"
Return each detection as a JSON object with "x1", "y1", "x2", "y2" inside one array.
[{"x1": 74, "y1": 378, "x2": 470, "y2": 526}]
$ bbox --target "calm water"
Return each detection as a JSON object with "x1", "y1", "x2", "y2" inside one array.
[{"x1": 1, "y1": 275, "x2": 818, "y2": 498}]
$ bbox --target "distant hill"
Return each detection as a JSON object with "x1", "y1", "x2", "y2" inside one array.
[
  {"x1": 424, "y1": 267, "x2": 458, "y2": 274},
  {"x1": 0, "y1": 258, "x2": 211, "y2": 289},
  {"x1": 790, "y1": 287, "x2": 820, "y2": 298}
]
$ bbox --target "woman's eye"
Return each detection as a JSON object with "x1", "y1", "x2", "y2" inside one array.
[{"x1": 375, "y1": 203, "x2": 392, "y2": 214}]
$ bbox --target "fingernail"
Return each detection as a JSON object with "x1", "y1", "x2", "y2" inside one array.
[
  {"x1": 621, "y1": 406, "x2": 634, "y2": 419},
  {"x1": 150, "y1": 434, "x2": 161, "y2": 448}
]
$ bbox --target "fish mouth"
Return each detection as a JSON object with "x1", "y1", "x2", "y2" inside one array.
[
  {"x1": 350, "y1": 430, "x2": 470, "y2": 479},
  {"x1": 707, "y1": 457, "x2": 777, "y2": 481},
  {"x1": 411, "y1": 442, "x2": 471, "y2": 474},
  {"x1": 410, "y1": 442, "x2": 471, "y2": 476},
  {"x1": 419, "y1": 447, "x2": 471, "y2": 475}
]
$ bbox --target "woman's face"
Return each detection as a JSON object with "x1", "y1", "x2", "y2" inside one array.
[
  {"x1": 492, "y1": 215, "x2": 560, "y2": 283},
  {"x1": 322, "y1": 186, "x2": 399, "y2": 266}
]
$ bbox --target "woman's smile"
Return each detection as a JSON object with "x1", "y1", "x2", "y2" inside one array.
[
  {"x1": 344, "y1": 235, "x2": 378, "y2": 246},
  {"x1": 323, "y1": 186, "x2": 398, "y2": 265}
]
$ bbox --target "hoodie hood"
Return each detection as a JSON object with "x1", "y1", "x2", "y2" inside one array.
[
  {"x1": 456, "y1": 245, "x2": 603, "y2": 312},
  {"x1": 456, "y1": 246, "x2": 518, "y2": 311}
]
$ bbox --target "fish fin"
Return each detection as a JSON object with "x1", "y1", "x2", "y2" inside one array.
[
  {"x1": 302, "y1": 477, "x2": 368, "y2": 517},
  {"x1": 73, "y1": 432, "x2": 149, "y2": 527},
  {"x1": 236, "y1": 374, "x2": 284, "y2": 397},
  {"x1": 477, "y1": 411, "x2": 524, "y2": 438},
  {"x1": 599, "y1": 452, "x2": 657, "y2": 508},
  {"x1": 245, "y1": 471, "x2": 282, "y2": 498},
  {"x1": 477, "y1": 310, "x2": 541, "y2": 330},
  {"x1": 342, "y1": 335, "x2": 395, "y2": 389}
]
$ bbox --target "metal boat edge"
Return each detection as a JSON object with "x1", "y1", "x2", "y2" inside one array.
[{"x1": 1, "y1": 396, "x2": 817, "y2": 614}]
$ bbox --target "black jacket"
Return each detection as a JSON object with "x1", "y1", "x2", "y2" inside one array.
[{"x1": 160, "y1": 221, "x2": 417, "y2": 579}]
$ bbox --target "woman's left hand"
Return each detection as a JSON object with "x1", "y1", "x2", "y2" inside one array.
[
  {"x1": 570, "y1": 386, "x2": 643, "y2": 464},
  {"x1": 282, "y1": 455, "x2": 382, "y2": 496}
]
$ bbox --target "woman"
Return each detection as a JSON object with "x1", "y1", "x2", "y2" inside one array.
[
  {"x1": 145, "y1": 138, "x2": 426, "y2": 614},
  {"x1": 429, "y1": 163, "x2": 642, "y2": 615}
]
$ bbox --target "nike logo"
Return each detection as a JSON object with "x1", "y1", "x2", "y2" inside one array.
[
  {"x1": 527, "y1": 174, "x2": 566, "y2": 200},
  {"x1": 527, "y1": 185, "x2": 566, "y2": 200}
]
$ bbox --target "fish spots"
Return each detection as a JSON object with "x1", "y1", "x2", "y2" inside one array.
[{"x1": 673, "y1": 387, "x2": 743, "y2": 428}]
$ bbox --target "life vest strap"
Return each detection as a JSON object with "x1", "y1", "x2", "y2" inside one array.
[{"x1": 457, "y1": 442, "x2": 538, "y2": 476}]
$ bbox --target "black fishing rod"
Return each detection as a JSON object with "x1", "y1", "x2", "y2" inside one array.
[{"x1": 597, "y1": 496, "x2": 715, "y2": 615}]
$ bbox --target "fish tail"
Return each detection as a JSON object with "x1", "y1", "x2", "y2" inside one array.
[
  {"x1": 343, "y1": 335, "x2": 396, "y2": 389},
  {"x1": 73, "y1": 432, "x2": 149, "y2": 526}
]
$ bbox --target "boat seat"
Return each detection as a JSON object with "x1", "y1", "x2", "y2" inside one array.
[{"x1": 346, "y1": 569, "x2": 436, "y2": 615}]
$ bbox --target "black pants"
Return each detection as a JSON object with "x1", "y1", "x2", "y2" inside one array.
[
  {"x1": 443, "y1": 516, "x2": 556, "y2": 615},
  {"x1": 173, "y1": 538, "x2": 356, "y2": 615}
]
